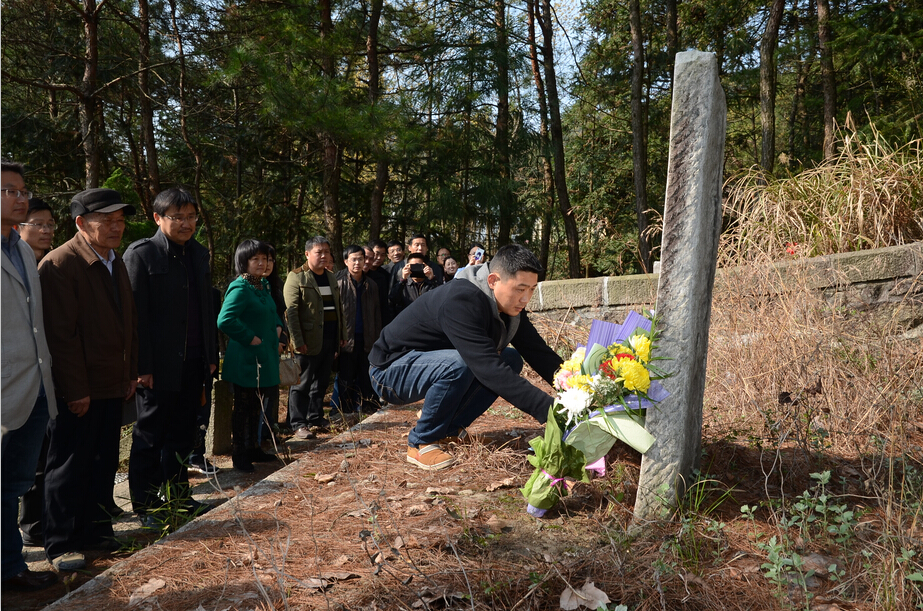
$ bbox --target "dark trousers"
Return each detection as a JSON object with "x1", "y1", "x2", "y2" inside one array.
[
  {"x1": 128, "y1": 359, "x2": 205, "y2": 512},
  {"x1": 233, "y1": 385, "x2": 277, "y2": 457},
  {"x1": 288, "y1": 343, "x2": 337, "y2": 429},
  {"x1": 334, "y1": 335, "x2": 373, "y2": 413},
  {"x1": 18, "y1": 432, "x2": 48, "y2": 543},
  {"x1": 44, "y1": 397, "x2": 122, "y2": 560},
  {"x1": 370, "y1": 347, "x2": 523, "y2": 447},
  {"x1": 2, "y1": 394, "x2": 49, "y2": 579},
  {"x1": 258, "y1": 386, "x2": 280, "y2": 444}
]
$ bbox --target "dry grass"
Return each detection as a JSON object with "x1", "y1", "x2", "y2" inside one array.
[{"x1": 722, "y1": 126, "x2": 923, "y2": 265}]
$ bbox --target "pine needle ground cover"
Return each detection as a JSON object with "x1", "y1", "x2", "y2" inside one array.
[{"x1": 31, "y1": 260, "x2": 921, "y2": 611}]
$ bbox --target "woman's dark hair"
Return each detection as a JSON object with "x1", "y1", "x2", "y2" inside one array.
[
  {"x1": 264, "y1": 243, "x2": 287, "y2": 328},
  {"x1": 234, "y1": 239, "x2": 272, "y2": 276},
  {"x1": 152, "y1": 187, "x2": 198, "y2": 216},
  {"x1": 467, "y1": 242, "x2": 485, "y2": 253}
]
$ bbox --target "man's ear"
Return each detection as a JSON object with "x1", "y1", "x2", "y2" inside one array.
[
  {"x1": 75, "y1": 215, "x2": 87, "y2": 232},
  {"x1": 487, "y1": 272, "x2": 502, "y2": 289}
]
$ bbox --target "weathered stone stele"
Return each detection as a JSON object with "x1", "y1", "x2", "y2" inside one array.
[{"x1": 634, "y1": 50, "x2": 726, "y2": 520}]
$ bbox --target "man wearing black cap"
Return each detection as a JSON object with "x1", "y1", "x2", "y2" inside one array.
[{"x1": 38, "y1": 188, "x2": 138, "y2": 571}]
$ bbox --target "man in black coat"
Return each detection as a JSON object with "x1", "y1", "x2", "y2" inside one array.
[
  {"x1": 369, "y1": 244, "x2": 563, "y2": 470},
  {"x1": 123, "y1": 187, "x2": 217, "y2": 524}
]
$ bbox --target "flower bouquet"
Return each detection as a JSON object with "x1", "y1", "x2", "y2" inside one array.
[{"x1": 521, "y1": 310, "x2": 670, "y2": 516}]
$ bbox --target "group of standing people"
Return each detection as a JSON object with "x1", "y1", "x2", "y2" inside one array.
[
  {"x1": 1, "y1": 159, "x2": 497, "y2": 591},
  {"x1": 2, "y1": 168, "x2": 226, "y2": 587}
]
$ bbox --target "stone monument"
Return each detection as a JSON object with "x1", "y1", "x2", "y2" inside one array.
[{"x1": 634, "y1": 50, "x2": 726, "y2": 520}]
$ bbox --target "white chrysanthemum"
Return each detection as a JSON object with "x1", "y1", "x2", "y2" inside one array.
[{"x1": 556, "y1": 388, "x2": 593, "y2": 427}]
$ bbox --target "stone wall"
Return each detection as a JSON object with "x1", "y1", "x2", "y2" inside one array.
[{"x1": 531, "y1": 242, "x2": 923, "y2": 335}]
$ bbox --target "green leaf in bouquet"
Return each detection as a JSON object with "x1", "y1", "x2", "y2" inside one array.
[
  {"x1": 565, "y1": 412, "x2": 656, "y2": 461},
  {"x1": 521, "y1": 404, "x2": 590, "y2": 510},
  {"x1": 582, "y1": 343, "x2": 611, "y2": 376}
]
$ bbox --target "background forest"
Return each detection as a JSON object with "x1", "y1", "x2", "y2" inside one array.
[{"x1": 2, "y1": 0, "x2": 922, "y2": 283}]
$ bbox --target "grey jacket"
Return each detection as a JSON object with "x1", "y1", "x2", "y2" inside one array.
[{"x1": 1, "y1": 234, "x2": 57, "y2": 429}]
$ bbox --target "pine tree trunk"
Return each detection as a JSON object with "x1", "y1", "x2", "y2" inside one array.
[
  {"x1": 760, "y1": 0, "x2": 786, "y2": 175},
  {"x1": 138, "y1": 0, "x2": 160, "y2": 210},
  {"x1": 817, "y1": 0, "x2": 837, "y2": 159},
  {"x1": 629, "y1": 0, "x2": 652, "y2": 272},
  {"x1": 538, "y1": 0, "x2": 580, "y2": 278}
]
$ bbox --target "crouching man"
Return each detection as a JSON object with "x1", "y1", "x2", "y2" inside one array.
[{"x1": 369, "y1": 244, "x2": 563, "y2": 470}]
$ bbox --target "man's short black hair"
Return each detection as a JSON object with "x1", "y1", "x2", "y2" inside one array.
[
  {"x1": 305, "y1": 235, "x2": 330, "y2": 252},
  {"x1": 408, "y1": 233, "x2": 428, "y2": 246},
  {"x1": 152, "y1": 187, "x2": 198, "y2": 216},
  {"x1": 1, "y1": 161, "x2": 25, "y2": 177},
  {"x1": 406, "y1": 252, "x2": 426, "y2": 263},
  {"x1": 490, "y1": 244, "x2": 544, "y2": 278},
  {"x1": 387, "y1": 240, "x2": 403, "y2": 249},
  {"x1": 343, "y1": 244, "x2": 364, "y2": 260},
  {"x1": 27, "y1": 198, "x2": 52, "y2": 215},
  {"x1": 234, "y1": 239, "x2": 272, "y2": 275},
  {"x1": 368, "y1": 238, "x2": 387, "y2": 250}
]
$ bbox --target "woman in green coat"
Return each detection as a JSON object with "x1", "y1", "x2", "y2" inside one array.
[{"x1": 218, "y1": 239, "x2": 283, "y2": 472}]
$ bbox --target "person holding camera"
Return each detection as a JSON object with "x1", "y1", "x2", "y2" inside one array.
[{"x1": 389, "y1": 252, "x2": 438, "y2": 316}]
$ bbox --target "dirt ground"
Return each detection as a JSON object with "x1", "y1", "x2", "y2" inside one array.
[{"x1": 5, "y1": 365, "x2": 918, "y2": 611}]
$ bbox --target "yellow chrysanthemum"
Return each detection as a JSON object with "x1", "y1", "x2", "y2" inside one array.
[
  {"x1": 569, "y1": 374, "x2": 595, "y2": 392},
  {"x1": 571, "y1": 346, "x2": 586, "y2": 361},
  {"x1": 629, "y1": 334, "x2": 652, "y2": 363},
  {"x1": 561, "y1": 358, "x2": 582, "y2": 373},
  {"x1": 618, "y1": 360, "x2": 651, "y2": 393}
]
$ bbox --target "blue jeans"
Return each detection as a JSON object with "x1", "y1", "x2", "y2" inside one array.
[
  {"x1": 370, "y1": 348, "x2": 522, "y2": 447},
  {"x1": 2, "y1": 394, "x2": 49, "y2": 579}
]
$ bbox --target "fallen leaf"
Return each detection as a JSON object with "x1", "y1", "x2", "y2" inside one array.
[
  {"x1": 681, "y1": 572, "x2": 705, "y2": 587},
  {"x1": 332, "y1": 554, "x2": 350, "y2": 566},
  {"x1": 314, "y1": 473, "x2": 336, "y2": 484},
  {"x1": 393, "y1": 536, "x2": 405, "y2": 549},
  {"x1": 129, "y1": 578, "x2": 166, "y2": 606},
  {"x1": 295, "y1": 577, "x2": 328, "y2": 590},
  {"x1": 559, "y1": 581, "x2": 610, "y2": 610},
  {"x1": 426, "y1": 487, "x2": 456, "y2": 495},
  {"x1": 405, "y1": 504, "x2": 429, "y2": 516},
  {"x1": 347, "y1": 509, "x2": 369, "y2": 518},
  {"x1": 486, "y1": 515, "x2": 511, "y2": 532},
  {"x1": 319, "y1": 571, "x2": 361, "y2": 581},
  {"x1": 486, "y1": 478, "x2": 516, "y2": 492}
]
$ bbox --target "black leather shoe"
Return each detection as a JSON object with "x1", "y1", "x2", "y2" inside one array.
[
  {"x1": 183, "y1": 499, "x2": 213, "y2": 517},
  {"x1": 232, "y1": 455, "x2": 255, "y2": 472},
  {"x1": 20, "y1": 532, "x2": 43, "y2": 547},
  {"x1": 249, "y1": 448, "x2": 275, "y2": 462},
  {"x1": 82, "y1": 537, "x2": 126, "y2": 552},
  {"x1": 2, "y1": 569, "x2": 57, "y2": 591}
]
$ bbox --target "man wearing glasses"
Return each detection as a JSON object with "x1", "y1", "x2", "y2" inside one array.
[
  {"x1": 1, "y1": 161, "x2": 58, "y2": 591},
  {"x1": 123, "y1": 188, "x2": 217, "y2": 526},
  {"x1": 39, "y1": 188, "x2": 138, "y2": 571}
]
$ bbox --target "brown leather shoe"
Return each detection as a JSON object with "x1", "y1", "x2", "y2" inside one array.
[{"x1": 2, "y1": 569, "x2": 57, "y2": 591}]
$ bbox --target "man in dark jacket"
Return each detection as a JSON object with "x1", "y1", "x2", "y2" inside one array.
[
  {"x1": 123, "y1": 187, "x2": 218, "y2": 524},
  {"x1": 369, "y1": 244, "x2": 563, "y2": 470},
  {"x1": 335, "y1": 245, "x2": 382, "y2": 414},
  {"x1": 39, "y1": 188, "x2": 139, "y2": 570},
  {"x1": 389, "y1": 233, "x2": 444, "y2": 285}
]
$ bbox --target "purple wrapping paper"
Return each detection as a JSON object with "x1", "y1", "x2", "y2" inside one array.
[{"x1": 585, "y1": 311, "x2": 652, "y2": 355}]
